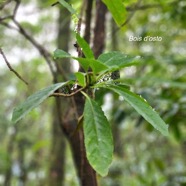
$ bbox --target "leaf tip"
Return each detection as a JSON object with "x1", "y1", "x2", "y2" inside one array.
[{"x1": 163, "y1": 124, "x2": 169, "y2": 136}]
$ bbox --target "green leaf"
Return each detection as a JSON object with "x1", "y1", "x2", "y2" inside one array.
[
  {"x1": 104, "y1": 84, "x2": 169, "y2": 136},
  {"x1": 102, "y1": 0, "x2": 127, "y2": 26},
  {"x1": 88, "y1": 59, "x2": 109, "y2": 74},
  {"x1": 98, "y1": 51, "x2": 140, "y2": 70},
  {"x1": 53, "y1": 49, "x2": 90, "y2": 71},
  {"x1": 12, "y1": 82, "x2": 68, "y2": 124},
  {"x1": 74, "y1": 58, "x2": 108, "y2": 74},
  {"x1": 75, "y1": 72, "x2": 86, "y2": 87},
  {"x1": 53, "y1": 49, "x2": 71, "y2": 59},
  {"x1": 83, "y1": 96, "x2": 113, "y2": 176},
  {"x1": 73, "y1": 57, "x2": 90, "y2": 72},
  {"x1": 76, "y1": 33, "x2": 95, "y2": 59},
  {"x1": 58, "y1": 0, "x2": 76, "y2": 15}
]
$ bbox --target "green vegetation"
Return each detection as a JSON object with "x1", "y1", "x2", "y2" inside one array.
[{"x1": 0, "y1": 0, "x2": 185, "y2": 185}]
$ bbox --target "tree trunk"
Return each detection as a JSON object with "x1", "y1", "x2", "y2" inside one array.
[
  {"x1": 62, "y1": 1, "x2": 108, "y2": 185},
  {"x1": 47, "y1": 6, "x2": 71, "y2": 186},
  {"x1": 17, "y1": 139, "x2": 27, "y2": 186},
  {"x1": 47, "y1": 103, "x2": 67, "y2": 186},
  {"x1": 93, "y1": 0, "x2": 107, "y2": 58},
  {"x1": 63, "y1": 93, "x2": 98, "y2": 186},
  {"x1": 111, "y1": 19, "x2": 125, "y2": 157},
  {"x1": 4, "y1": 127, "x2": 17, "y2": 186},
  {"x1": 49, "y1": 0, "x2": 108, "y2": 185}
]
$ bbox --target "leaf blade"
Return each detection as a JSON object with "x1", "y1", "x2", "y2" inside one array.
[
  {"x1": 104, "y1": 84, "x2": 169, "y2": 136},
  {"x1": 83, "y1": 96, "x2": 113, "y2": 176},
  {"x1": 74, "y1": 58, "x2": 108, "y2": 74},
  {"x1": 102, "y1": 0, "x2": 127, "y2": 26},
  {"x1": 75, "y1": 72, "x2": 86, "y2": 87},
  {"x1": 12, "y1": 82, "x2": 67, "y2": 124},
  {"x1": 58, "y1": 0, "x2": 76, "y2": 15},
  {"x1": 73, "y1": 57, "x2": 90, "y2": 72},
  {"x1": 53, "y1": 49, "x2": 71, "y2": 59},
  {"x1": 76, "y1": 33, "x2": 94, "y2": 59},
  {"x1": 98, "y1": 51, "x2": 140, "y2": 70}
]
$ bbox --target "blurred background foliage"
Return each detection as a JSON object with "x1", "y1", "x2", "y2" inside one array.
[{"x1": 0, "y1": 0, "x2": 186, "y2": 185}]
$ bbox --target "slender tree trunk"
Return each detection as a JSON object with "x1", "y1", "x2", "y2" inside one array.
[
  {"x1": 93, "y1": 0, "x2": 107, "y2": 58},
  {"x1": 4, "y1": 127, "x2": 17, "y2": 186},
  {"x1": 58, "y1": 0, "x2": 98, "y2": 183},
  {"x1": 65, "y1": 93, "x2": 98, "y2": 186},
  {"x1": 17, "y1": 139, "x2": 27, "y2": 186},
  {"x1": 47, "y1": 6, "x2": 71, "y2": 186},
  {"x1": 49, "y1": 0, "x2": 108, "y2": 185},
  {"x1": 47, "y1": 104, "x2": 66, "y2": 186},
  {"x1": 111, "y1": 19, "x2": 125, "y2": 157},
  {"x1": 84, "y1": 0, "x2": 93, "y2": 44},
  {"x1": 68, "y1": 1, "x2": 107, "y2": 185},
  {"x1": 63, "y1": 1, "x2": 108, "y2": 185}
]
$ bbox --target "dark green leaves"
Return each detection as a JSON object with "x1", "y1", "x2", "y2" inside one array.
[
  {"x1": 75, "y1": 72, "x2": 86, "y2": 87},
  {"x1": 58, "y1": 0, "x2": 78, "y2": 29},
  {"x1": 54, "y1": 34, "x2": 139, "y2": 75},
  {"x1": 83, "y1": 96, "x2": 113, "y2": 176},
  {"x1": 76, "y1": 33, "x2": 94, "y2": 59},
  {"x1": 79, "y1": 58, "x2": 108, "y2": 74},
  {"x1": 104, "y1": 84, "x2": 169, "y2": 136},
  {"x1": 102, "y1": 0, "x2": 127, "y2": 26},
  {"x1": 54, "y1": 48, "x2": 138, "y2": 75},
  {"x1": 54, "y1": 49, "x2": 71, "y2": 59},
  {"x1": 98, "y1": 51, "x2": 140, "y2": 70},
  {"x1": 12, "y1": 82, "x2": 67, "y2": 124},
  {"x1": 58, "y1": 0, "x2": 76, "y2": 15}
]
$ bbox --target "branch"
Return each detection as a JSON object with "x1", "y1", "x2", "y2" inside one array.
[
  {"x1": 11, "y1": 0, "x2": 56, "y2": 79},
  {"x1": 0, "y1": 21, "x2": 17, "y2": 29},
  {"x1": 50, "y1": 87, "x2": 85, "y2": 97},
  {"x1": 0, "y1": 15, "x2": 13, "y2": 22},
  {"x1": 12, "y1": 19, "x2": 56, "y2": 77},
  {"x1": 0, "y1": 48, "x2": 28, "y2": 85},
  {"x1": 13, "y1": 0, "x2": 20, "y2": 16},
  {"x1": 0, "y1": 0, "x2": 58, "y2": 81}
]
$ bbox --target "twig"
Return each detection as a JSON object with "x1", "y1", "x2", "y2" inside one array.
[
  {"x1": 0, "y1": 15, "x2": 13, "y2": 22},
  {"x1": 14, "y1": 19, "x2": 57, "y2": 79},
  {"x1": 13, "y1": 0, "x2": 20, "y2": 16},
  {"x1": 0, "y1": 0, "x2": 58, "y2": 81},
  {"x1": 0, "y1": 48, "x2": 28, "y2": 85},
  {"x1": 0, "y1": 21, "x2": 17, "y2": 29},
  {"x1": 50, "y1": 87, "x2": 85, "y2": 97}
]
